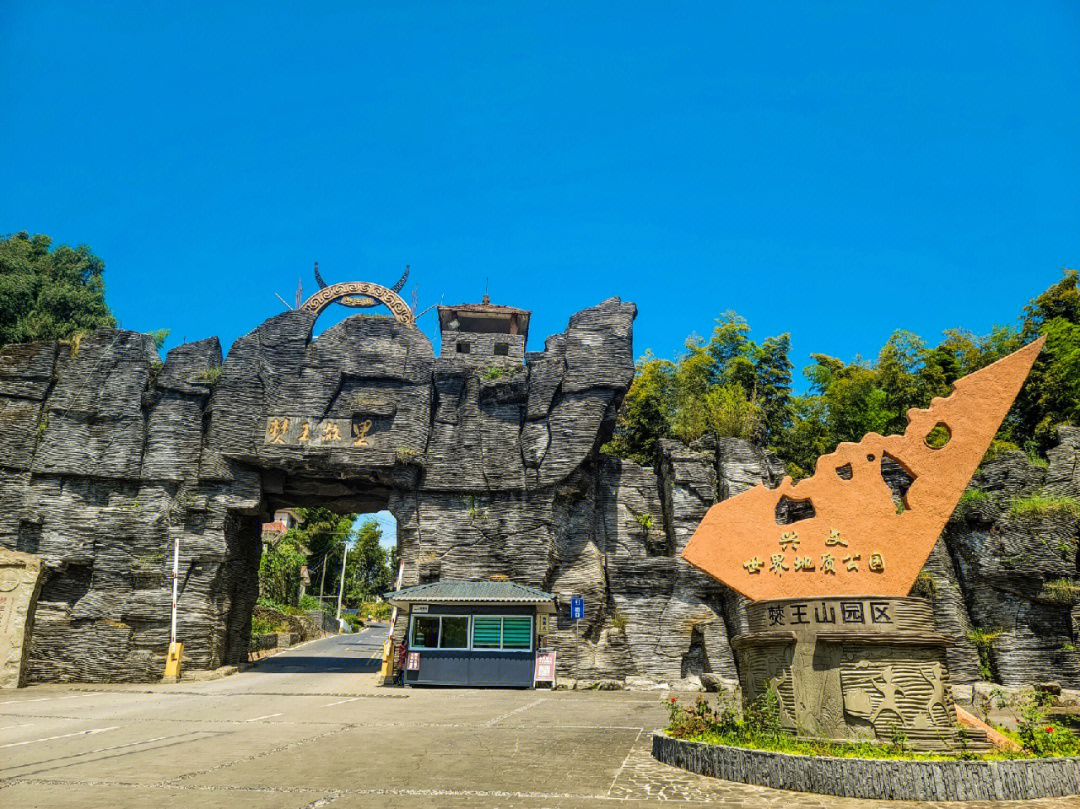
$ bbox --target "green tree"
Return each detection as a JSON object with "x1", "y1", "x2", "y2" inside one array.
[
  {"x1": 0, "y1": 232, "x2": 115, "y2": 345},
  {"x1": 1011, "y1": 269, "x2": 1080, "y2": 453},
  {"x1": 344, "y1": 519, "x2": 393, "y2": 606},
  {"x1": 258, "y1": 533, "x2": 307, "y2": 605},
  {"x1": 604, "y1": 352, "x2": 675, "y2": 465}
]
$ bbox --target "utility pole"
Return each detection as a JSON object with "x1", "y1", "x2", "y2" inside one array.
[
  {"x1": 318, "y1": 553, "x2": 327, "y2": 602},
  {"x1": 336, "y1": 539, "x2": 351, "y2": 622}
]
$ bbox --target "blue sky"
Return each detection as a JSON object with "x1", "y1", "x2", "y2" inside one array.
[{"x1": 2, "y1": 2, "x2": 1078, "y2": 387}]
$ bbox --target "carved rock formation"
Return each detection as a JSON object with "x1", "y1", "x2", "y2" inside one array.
[{"x1": 0, "y1": 304, "x2": 1075, "y2": 691}]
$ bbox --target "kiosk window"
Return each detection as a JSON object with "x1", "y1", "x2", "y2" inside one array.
[
  {"x1": 411, "y1": 615, "x2": 471, "y2": 649},
  {"x1": 472, "y1": 616, "x2": 501, "y2": 648},
  {"x1": 471, "y1": 615, "x2": 532, "y2": 651},
  {"x1": 411, "y1": 616, "x2": 440, "y2": 649},
  {"x1": 502, "y1": 616, "x2": 532, "y2": 649},
  {"x1": 440, "y1": 616, "x2": 470, "y2": 649}
]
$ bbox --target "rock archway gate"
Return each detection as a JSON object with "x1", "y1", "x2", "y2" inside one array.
[{"x1": 0, "y1": 287, "x2": 1045, "y2": 689}]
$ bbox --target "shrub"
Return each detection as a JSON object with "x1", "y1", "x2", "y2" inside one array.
[
  {"x1": 298, "y1": 595, "x2": 335, "y2": 615},
  {"x1": 342, "y1": 612, "x2": 364, "y2": 632},
  {"x1": 252, "y1": 613, "x2": 288, "y2": 635},
  {"x1": 633, "y1": 511, "x2": 653, "y2": 532},
  {"x1": 910, "y1": 572, "x2": 936, "y2": 600},
  {"x1": 358, "y1": 600, "x2": 393, "y2": 620},
  {"x1": 968, "y1": 627, "x2": 1002, "y2": 681},
  {"x1": 1011, "y1": 691, "x2": 1080, "y2": 756},
  {"x1": 481, "y1": 366, "x2": 504, "y2": 380}
]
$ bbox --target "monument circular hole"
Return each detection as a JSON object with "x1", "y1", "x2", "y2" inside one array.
[
  {"x1": 866, "y1": 454, "x2": 875, "y2": 462},
  {"x1": 925, "y1": 423, "x2": 951, "y2": 449}
]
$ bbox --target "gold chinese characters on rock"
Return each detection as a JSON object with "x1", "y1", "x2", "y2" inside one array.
[
  {"x1": 264, "y1": 417, "x2": 376, "y2": 448},
  {"x1": 741, "y1": 528, "x2": 884, "y2": 582}
]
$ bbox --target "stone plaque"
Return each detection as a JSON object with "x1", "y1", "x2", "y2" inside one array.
[{"x1": 0, "y1": 546, "x2": 43, "y2": 689}]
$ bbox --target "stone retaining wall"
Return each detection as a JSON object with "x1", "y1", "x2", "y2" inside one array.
[{"x1": 651, "y1": 731, "x2": 1080, "y2": 802}]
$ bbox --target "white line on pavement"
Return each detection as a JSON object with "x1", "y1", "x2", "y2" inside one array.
[
  {"x1": 0, "y1": 723, "x2": 34, "y2": 730},
  {"x1": 245, "y1": 713, "x2": 284, "y2": 722},
  {"x1": 322, "y1": 697, "x2": 361, "y2": 707},
  {"x1": 0, "y1": 726, "x2": 120, "y2": 749},
  {"x1": 0, "y1": 692, "x2": 103, "y2": 706},
  {"x1": 484, "y1": 699, "x2": 546, "y2": 726}
]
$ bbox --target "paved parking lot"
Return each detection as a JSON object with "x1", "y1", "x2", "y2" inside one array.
[{"x1": 1, "y1": 625, "x2": 1078, "y2": 808}]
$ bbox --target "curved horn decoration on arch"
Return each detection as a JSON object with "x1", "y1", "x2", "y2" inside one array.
[
  {"x1": 300, "y1": 281, "x2": 416, "y2": 327},
  {"x1": 313, "y1": 265, "x2": 409, "y2": 309}
]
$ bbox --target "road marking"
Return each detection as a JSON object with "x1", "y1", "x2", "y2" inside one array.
[
  {"x1": 0, "y1": 692, "x2": 102, "y2": 706},
  {"x1": 322, "y1": 697, "x2": 361, "y2": 707},
  {"x1": 0, "y1": 723, "x2": 34, "y2": 730},
  {"x1": 0, "y1": 725, "x2": 119, "y2": 749},
  {"x1": 245, "y1": 713, "x2": 284, "y2": 722},
  {"x1": 484, "y1": 699, "x2": 546, "y2": 726}
]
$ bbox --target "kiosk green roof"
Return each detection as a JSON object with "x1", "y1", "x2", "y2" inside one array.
[{"x1": 386, "y1": 580, "x2": 557, "y2": 611}]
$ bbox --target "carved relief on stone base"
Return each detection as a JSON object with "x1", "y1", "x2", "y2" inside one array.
[
  {"x1": 733, "y1": 596, "x2": 969, "y2": 751},
  {"x1": 0, "y1": 547, "x2": 43, "y2": 689}
]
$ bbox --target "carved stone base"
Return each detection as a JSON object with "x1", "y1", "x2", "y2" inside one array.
[
  {"x1": 0, "y1": 547, "x2": 43, "y2": 690},
  {"x1": 732, "y1": 596, "x2": 981, "y2": 752}
]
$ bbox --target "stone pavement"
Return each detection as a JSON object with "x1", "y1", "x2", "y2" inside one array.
[{"x1": 1, "y1": 626, "x2": 1078, "y2": 809}]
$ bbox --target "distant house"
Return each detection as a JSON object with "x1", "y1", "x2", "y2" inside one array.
[{"x1": 261, "y1": 508, "x2": 301, "y2": 544}]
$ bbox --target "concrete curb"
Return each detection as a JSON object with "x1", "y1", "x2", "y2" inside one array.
[{"x1": 651, "y1": 731, "x2": 1080, "y2": 801}]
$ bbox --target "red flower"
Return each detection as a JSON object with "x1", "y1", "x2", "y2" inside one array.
[
  {"x1": 670, "y1": 697, "x2": 678, "y2": 703},
  {"x1": 1046, "y1": 726, "x2": 1055, "y2": 733}
]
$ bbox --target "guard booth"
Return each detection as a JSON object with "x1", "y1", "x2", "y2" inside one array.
[{"x1": 386, "y1": 580, "x2": 556, "y2": 688}]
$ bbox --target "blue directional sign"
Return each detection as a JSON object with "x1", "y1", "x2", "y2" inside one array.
[{"x1": 570, "y1": 596, "x2": 585, "y2": 620}]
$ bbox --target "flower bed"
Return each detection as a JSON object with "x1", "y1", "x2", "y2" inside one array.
[{"x1": 652, "y1": 732, "x2": 1080, "y2": 801}]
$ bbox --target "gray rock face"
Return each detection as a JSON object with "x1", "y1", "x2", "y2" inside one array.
[
  {"x1": 1, "y1": 300, "x2": 1079, "y2": 690},
  {"x1": 945, "y1": 434, "x2": 1080, "y2": 688}
]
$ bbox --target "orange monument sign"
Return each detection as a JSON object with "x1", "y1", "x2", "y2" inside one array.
[{"x1": 682, "y1": 337, "x2": 1045, "y2": 601}]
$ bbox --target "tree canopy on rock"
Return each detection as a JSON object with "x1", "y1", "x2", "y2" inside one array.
[
  {"x1": 606, "y1": 269, "x2": 1080, "y2": 478},
  {"x1": 0, "y1": 232, "x2": 116, "y2": 345}
]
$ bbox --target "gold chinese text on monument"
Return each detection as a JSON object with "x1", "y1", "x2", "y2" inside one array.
[
  {"x1": 682, "y1": 337, "x2": 1045, "y2": 600},
  {"x1": 264, "y1": 417, "x2": 376, "y2": 448}
]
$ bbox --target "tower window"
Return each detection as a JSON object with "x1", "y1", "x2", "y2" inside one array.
[
  {"x1": 456, "y1": 342, "x2": 471, "y2": 354},
  {"x1": 493, "y1": 344, "x2": 509, "y2": 356}
]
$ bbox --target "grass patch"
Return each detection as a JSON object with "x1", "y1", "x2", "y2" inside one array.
[
  {"x1": 198, "y1": 365, "x2": 222, "y2": 384},
  {"x1": 951, "y1": 488, "x2": 992, "y2": 522},
  {"x1": 1008, "y1": 495, "x2": 1080, "y2": 521},
  {"x1": 481, "y1": 366, "x2": 504, "y2": 380},
  {"x1": 982, "y1": 440, "x2": 1021, "y2": 464},
  {"x1": 394, "y1": 446, "x2": 418, "y2": 464},
  {"x1": 968, "y1": 628, "x2": 1002, "y2": 681},
  {"x1": 1041, "y1": 578, "x2": 1080, "y2": 605}
]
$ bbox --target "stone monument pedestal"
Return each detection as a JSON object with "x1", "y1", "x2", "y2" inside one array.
[
  {"x1": 0, "y1": 547, "x2": 43, "y2": 690},
  {"x1": 732, "y1": 596, "x2": 979, "y2": 752}
]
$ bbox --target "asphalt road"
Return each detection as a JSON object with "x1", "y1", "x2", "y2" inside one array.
[{"x1": 1, "y1": 626, "x2": 1076, "y2": 808}]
